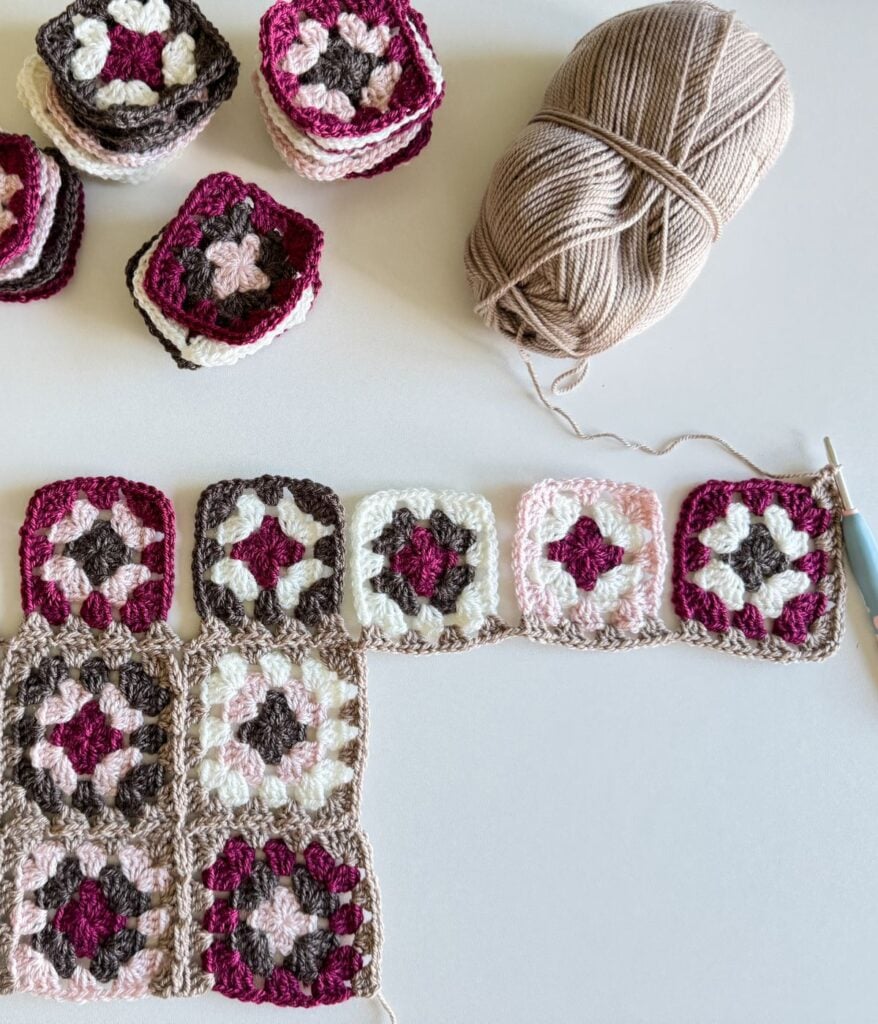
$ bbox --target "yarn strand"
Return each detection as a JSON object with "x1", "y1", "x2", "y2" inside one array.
[
  {"x1": 519, "y1": 348, "x2": 822, "y2": 482},
  {"x1": 375, "y1": 990, "x2": 399, "y2": 1023}
]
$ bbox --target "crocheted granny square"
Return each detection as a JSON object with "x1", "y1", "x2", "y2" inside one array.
[
  {"x1": 256, "y1": 0, "x2": 444, "y2": 180},
  {"x1": 35, "y1": 0, "x2": 239, "y2": 155},
  {"x1": 185, "y1": 638, "x2": 365, "y2": 828},
  {"x1": 193, "y1": 476, "x2": 344, "y2": 633},
  {"x1": 127, "y1": 174, "x2": 323, "y2": 369},
  {"x1": 4, "y1": 826, "x2": 177, "y2": 999},
  {"x1": 1, "y1": 614, "x2": 180, "y2": 826},
  {"x1": 351, "y1": 488, "x2": 508, "y2": 652},
  {"x1": 672, "y1": 472, "x2": 845, "y2": 661},
  {"x1": 193, "y1": 828, "x2": 381, "y2": 1007},
  {"x1": 0, "y1": 134, "x2": 43, "y2": 267},
  {"x1": 20, "y1": 477, "x2": 175, "y2": 632},
  {"x1": 515, "y1": 478, "x2": 671, "y2": 650}
]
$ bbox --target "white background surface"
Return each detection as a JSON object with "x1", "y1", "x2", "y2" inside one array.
[{"x1": 1, "y1": 1, "x2": 877, "y2": 1022}]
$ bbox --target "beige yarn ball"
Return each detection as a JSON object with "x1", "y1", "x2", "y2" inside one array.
[{"x1": 465, "y1": 0, "x2": 793, "y2": 386}]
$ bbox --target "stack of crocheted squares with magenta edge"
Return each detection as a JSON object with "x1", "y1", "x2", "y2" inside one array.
[
  {"x1": 514, "y1": 478, "x2": 673, "y2": 651},
  {"x1": 126, "y1": 173, "x2": 324, "y2": 369},
  {"x1": 256, "y1": 0, "x2": 445, "y2": 181},
  {"x1": 18, "y1": 0, "x2": 239, "y2": 184},
  {"x1": 0, "y1": 133, "x2": 84, "y2": 303},
  {"x1": 0, "y1": 477, "x2": 183, "y2": 999},
  {"x1": 186, "y1": 475, "x2": 383, "y2": 1008}
]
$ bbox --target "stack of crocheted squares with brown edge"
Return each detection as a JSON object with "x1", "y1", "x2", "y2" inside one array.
[
  {"x1": 187, "y1": 476, "x2": 384, "y2": 1008},
  {"x1": 18, "y1": 0, "x2": 239, "y2": 184},
  {"x1": 0, "y1": 133, "x2": 84, "y2": 303},
  {"x1": 126, "y1": 172, "x2": 324, "y2": 369},
  {"x1": 255, "y1": 0, "x2": 444, "y2": 181}
]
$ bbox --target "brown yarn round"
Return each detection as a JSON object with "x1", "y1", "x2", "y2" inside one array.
[{"x1": 465, "y1": 1, "x2": 793, "y2": 384}]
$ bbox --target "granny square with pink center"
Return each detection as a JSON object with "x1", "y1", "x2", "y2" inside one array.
[
  {"x1": 20, "y1": 477, "x2": 175, "y2": 632},
  {"x1": 143, "y1": 174, "x2": 323, "y2": 347},
  {"x1": 0, "y1": 134, "x2": 43, "y2": 266},
  {"x1": 194, "y1": 475, "x2": 343, "y2": 632},
  {"x1": 10, "y1": 836, "x2": 174, "y2": 999},
  {"x1": 259, "y1": 0, "x2": 439, "y2": 138},
  {"x1": 514, "y1": 479, "x2": 669, "y2": 647},
  {"x1": 672, "y1": 475, "x2": 845, "y2": 660},
  {"x1": 198, "y1": 831, "x2": 379, "y2": 1006}
]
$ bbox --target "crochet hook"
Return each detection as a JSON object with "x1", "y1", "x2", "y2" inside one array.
[{"x1": 824, "y1": 437, "x2": 878, "y2": 639}]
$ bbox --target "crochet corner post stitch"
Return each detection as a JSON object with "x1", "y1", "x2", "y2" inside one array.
[
  {"x1": 514, "y1": 478, "x2": 672, "y2": 650},
  {"x1": 672, "y1": 472, "x2": 846, "y2": 661},
  {"x1": 184, "y1": 476, "x2": 382, "y2": 1007}
]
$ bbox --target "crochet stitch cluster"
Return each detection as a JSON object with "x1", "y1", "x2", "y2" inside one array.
[
  {"x1": 0, "y1": 133, "x2": 84, "y2": 302},
  {"x1": 18, "y1": 0, "x2": 239, "y2": 183},
  {"x1": 256, "y1": 0, "x2": 444, "y2": 180}
]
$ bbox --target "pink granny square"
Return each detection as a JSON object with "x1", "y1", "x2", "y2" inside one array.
[
  {"x1": 0, "y1": 134, "x2": 43, "y2": 266},
  {"x1": 143, "y1": 173, "x2": 323, "y2": 347},
  {"x1": 20, "y1": 477, "x2": 176, "y2": 632},
  {"x1": 514, "y1": 478, "x2": 669, "y2": 647},
  {"x1": 259, "y1": 0, "x2": 440, "y2": 141}
]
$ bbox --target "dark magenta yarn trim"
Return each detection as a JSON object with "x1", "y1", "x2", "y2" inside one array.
[
  {"x1": 672, "y1": 478, "x2": 834, "y2": 646},
  {"x1": 0, "y1": 134, "x2": 42, "y2": 265},
  {"x1": 142, "y1": 173, "x2": 323, "y2": 347},
  {"x1": 259, "y1": 0, "x2": 437, "y2": 139},
  {"x1": 20, "y1": 477, "x2": 176, "y2": 632}
]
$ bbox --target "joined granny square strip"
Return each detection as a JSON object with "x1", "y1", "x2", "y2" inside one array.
[
  {"x1": 350, "y1": 488, "x2": 510, "y2": 653},
  {"x1": 672, "y1": 471, "x2": 845, "y2": 661},
  {"x1": 515, "y1": 478, "x2": 671, "y2": 650}
]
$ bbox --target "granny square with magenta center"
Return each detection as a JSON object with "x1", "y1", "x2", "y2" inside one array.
[
  {"x1": 515, "y1": 478, "x2": 667, "y2": 642},
  {"x1": 672, "y1": 477, "x2": 844, "y2": 658},
  {"x1": 10, "y1": 836, "x2": 174, "y2": 999},
  {"x1": 260, "y1": 0, "x2": 439, "y2": 138},
  {"x1": 0, "y1": 134, "x2": 43, "y2": 267},
  {"x1": 7, "y1": 649, "x2": 173, "y2": 822},
  {"x1": 20, "y1": 477, "x2": 175, "y2": 632},
  {"x1": 144, "y1": 174, "x2": 323, "y2": 347},
  {"x1": 351, "y1": 488, "x2": 500, "y2": 645},
  {"x1": 194, "y1": 475, "x2": 343, "y2": 631}
]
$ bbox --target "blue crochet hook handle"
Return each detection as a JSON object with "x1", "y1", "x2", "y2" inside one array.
[{"x1": 825, "y1": 437, "x2": 878, "y2": 637}]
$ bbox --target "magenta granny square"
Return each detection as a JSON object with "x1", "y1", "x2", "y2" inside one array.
[
  {"x1": 0, "y1": 134, "x2": 43, "y2": 266},
  {"x1": 672, "y1": 475, "x2": 845, "y2": 661},
  {"x1": 143, "y1": 173, "x2": 323, "y2": 347},
  {"x1": 20, "y1": 477, "x2": 175, "y2": 632},
  {"x1": 194, "y1": 828, "x2": 381, "y2": 1006},
  {"x1": 259, "y1": 0, "x2": 440, "y2": 140},
  {"x1": 514, "y1": 478, "x2": 669, "y2": 648}
]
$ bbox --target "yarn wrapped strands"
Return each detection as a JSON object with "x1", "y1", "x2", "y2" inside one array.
[{"x1": 465, "y1": 1, "x2": 793, "y2": 383}]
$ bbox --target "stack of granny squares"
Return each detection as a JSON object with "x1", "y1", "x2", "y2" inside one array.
[
  {"x1": 255, "y1": 0, "x2": 444, "y2": 180},
  {"x1": 0, "y1": 132, "x2": 84, "y2": 303},
  {"x1": 126, "y1": 172, "x2": 324, "y2": 369},
  {"x1": 18, "y1": 0, "x2": 239, "y2": 183}
]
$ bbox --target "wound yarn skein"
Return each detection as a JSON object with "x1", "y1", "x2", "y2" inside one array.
[{"x1": 465, "y1": 1, "x2": 793, "y2": 387}]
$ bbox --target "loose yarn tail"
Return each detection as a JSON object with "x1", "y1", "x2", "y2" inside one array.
[
  {"x1": 375, "y1": 990, "x2": 399, "y2": 1023},
  {"x1": 519, "y1": 347, "x2": 823, "y2": 482}
]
